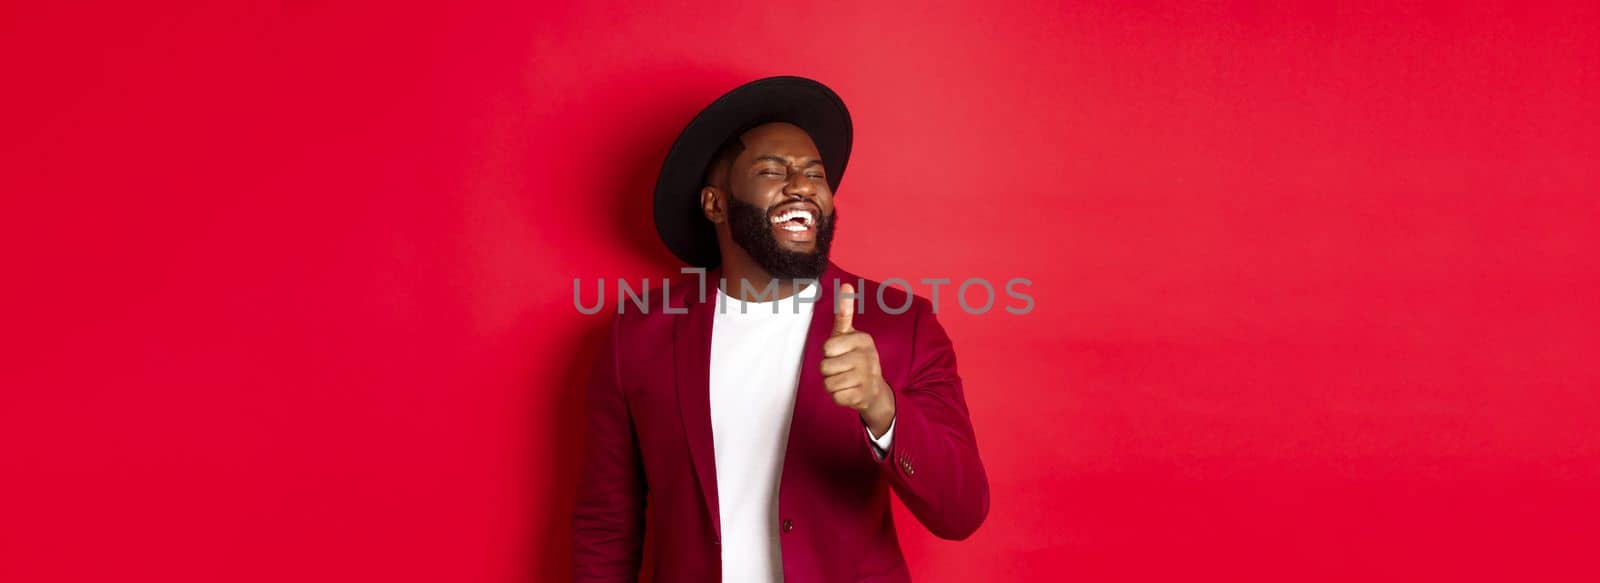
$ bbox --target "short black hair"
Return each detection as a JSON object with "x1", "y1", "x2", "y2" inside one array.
[{"x1": 702, "y1": 132, "x2": 747, "y2": 190}]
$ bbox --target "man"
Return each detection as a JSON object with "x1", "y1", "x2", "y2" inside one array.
[{"x1": 573, "y1": 76, "x2": 988, "y2": 582}]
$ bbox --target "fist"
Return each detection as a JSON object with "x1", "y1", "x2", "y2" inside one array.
[{"x1": 820, "y1": 283, "x2": 895, "y2": 435}]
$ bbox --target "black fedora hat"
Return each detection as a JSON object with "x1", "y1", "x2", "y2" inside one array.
[{"x1": 652, "y1": 75, "x2": 853, "y2": 268}]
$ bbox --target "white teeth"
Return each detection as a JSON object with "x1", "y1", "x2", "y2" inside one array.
[{"x1": 770, "y1": 208, "x2": 816, "y2": 227}]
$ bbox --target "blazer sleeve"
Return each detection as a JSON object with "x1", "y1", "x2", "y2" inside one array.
[
  {"x1": 571, "y1": 314, "x2": 647, "y2": 581},
  {"x1": 870, "y1": 297, "x2": 991, "y2": 540}
]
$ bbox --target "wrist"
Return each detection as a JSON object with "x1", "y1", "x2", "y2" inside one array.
[{"x1": 861, "y1": 384, "x2": 896, "y2": 434}]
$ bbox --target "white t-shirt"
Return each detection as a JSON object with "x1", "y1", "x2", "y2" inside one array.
[{"x1": 708, "y1": 281, "x2": 893, "y2": 582}]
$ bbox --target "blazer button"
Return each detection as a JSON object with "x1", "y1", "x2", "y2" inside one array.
[
  {"x1": 781, "y1": 519, "x2": 794, "y2": 533},
  {"x1": 900, "y1": 459, "x2": 915, "y2": 476}
]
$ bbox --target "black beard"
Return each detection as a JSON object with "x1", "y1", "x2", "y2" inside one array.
[{"x1": 726, "y1": 196, "x2": 836, "y2": 280}]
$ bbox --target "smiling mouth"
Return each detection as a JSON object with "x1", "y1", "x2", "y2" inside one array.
[{"x1": 769, "y1": 207, "x2": 818, "y2": 232}]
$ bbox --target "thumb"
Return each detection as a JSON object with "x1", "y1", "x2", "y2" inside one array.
[{"x1": 834, "y1": 283, "x2": 856, "y2": 334}]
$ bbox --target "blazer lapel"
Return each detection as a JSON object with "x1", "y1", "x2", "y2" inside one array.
[
  {"x1": 674, "y1": 267, "x2": 721, "y2": 539},
  {"x1": 792, "y1": 263, "x2": 844, "y2": 424},
  {"x1": 781, "y1": 263, "x2": 849, "y2": 488}
]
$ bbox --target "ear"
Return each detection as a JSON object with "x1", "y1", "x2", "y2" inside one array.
[{"x1": 701, "y1": 186, "x2": 726, "y2": 224}]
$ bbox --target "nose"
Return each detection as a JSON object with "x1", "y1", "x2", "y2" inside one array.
[{"x1": 782, "y1": 170, "x2": 818, "y2": 200}]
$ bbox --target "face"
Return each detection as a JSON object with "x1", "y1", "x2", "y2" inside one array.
[{"x1": 702, "y1": 122, "x2": 838, "y2": 278}]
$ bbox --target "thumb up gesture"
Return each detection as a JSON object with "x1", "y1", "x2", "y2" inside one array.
[{"x1": 820, "y1": 283, "x2": 896, "y2": 436}]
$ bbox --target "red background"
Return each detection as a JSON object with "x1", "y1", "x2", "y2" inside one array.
[{"x1": 4, "y1": 1, "x2": 1597, "y2": 581}]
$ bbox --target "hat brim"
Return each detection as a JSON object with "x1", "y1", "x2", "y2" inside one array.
[{"x1": 653, "y1": 76, "x2": 853, "y2": 268}]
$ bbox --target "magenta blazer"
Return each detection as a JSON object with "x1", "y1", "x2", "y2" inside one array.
[{"x1": 573, "y1": 262, "x2": 989, "y2": 582}]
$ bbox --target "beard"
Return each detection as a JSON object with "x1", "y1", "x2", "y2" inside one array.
[{"x1": 726, "y1": 196, "x2": 837, "y2": 280}]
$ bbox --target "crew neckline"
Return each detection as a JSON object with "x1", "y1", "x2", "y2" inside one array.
[{"x1": 715, "y1": 280, "x2": 821, "y2": 317}]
